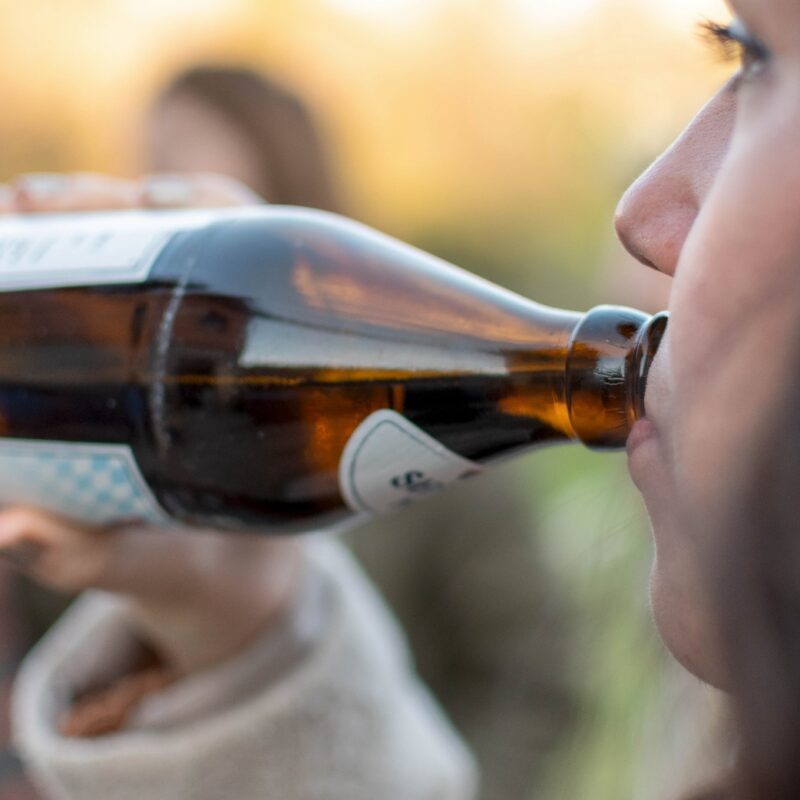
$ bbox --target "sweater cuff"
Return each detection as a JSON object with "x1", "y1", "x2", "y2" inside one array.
[
  {"x1": 15, "y1": 549, "x2": 327, "y2": 738},
  {"x1": 55, "y1": 559, "x2": 326, "y2": 738}
]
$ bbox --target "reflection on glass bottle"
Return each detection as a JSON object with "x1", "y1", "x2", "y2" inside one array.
[{"x1": 0, "y1": 208, "x2": 666, "y2": 533}]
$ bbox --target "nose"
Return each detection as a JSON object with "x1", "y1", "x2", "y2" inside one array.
[
  {"x1": 614, "y1": 157, "x2": 696, "y2": 277},
  {"x1": 614, "y1": 86, "x2": 737, "y2": 278}
]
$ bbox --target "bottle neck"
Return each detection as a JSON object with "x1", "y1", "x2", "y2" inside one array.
[{"x1": 565, "y1": 306, "x2": 668, "y2": 449}]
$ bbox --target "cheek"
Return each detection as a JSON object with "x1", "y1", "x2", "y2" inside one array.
[
  {"x1": 668, "y1": 73, "x2": 800, "y2": 366},
  {"x1": 663, "y1": 123, "x2": 800, "y2": 510},
  {"x1": 642, "y1": 92, "x2": 800, "y2": 684}
]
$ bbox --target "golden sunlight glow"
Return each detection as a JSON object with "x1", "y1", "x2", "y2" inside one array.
[{"x1": 0, "y1": 0, "x2": 732, "y2": 299}]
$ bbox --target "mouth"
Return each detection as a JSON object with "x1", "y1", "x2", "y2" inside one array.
[{"x1": 625, "y1": 312, "x2": 670, "y2": 478}]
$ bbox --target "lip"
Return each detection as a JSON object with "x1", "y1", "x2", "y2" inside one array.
[
  {"x1": 626, "y1": 418, "x2": 657, "y2": 459},
  {"x1": 625, "y1": 417, "x2": 664, "y2": 492},
  {"x1": 636, "y1": 324, "x2": 669, "y2": 435}
]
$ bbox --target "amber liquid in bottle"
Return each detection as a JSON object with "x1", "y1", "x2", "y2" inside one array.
[{"x1": 0, "y1": 209, "x2": 666, "y2": 533}]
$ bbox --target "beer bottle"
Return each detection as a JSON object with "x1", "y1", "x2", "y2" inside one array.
[{"x1": 0, "y1": 208, "x2": 667, "y2": 533}]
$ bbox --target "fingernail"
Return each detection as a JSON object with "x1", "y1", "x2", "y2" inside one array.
[
  {"x1": 0, "y1": 540, "x2": 44, "y2": 570},
  {"x1": 142, "y1": 177, "x2": 193, "y2": 208},
  {"x1": 15, "y1": 174, "x2": 70, "y2": 201}
]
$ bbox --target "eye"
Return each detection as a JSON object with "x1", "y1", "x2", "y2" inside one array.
[{"x1": 699, "y1": 17, "x2": 772, "y2": 83}]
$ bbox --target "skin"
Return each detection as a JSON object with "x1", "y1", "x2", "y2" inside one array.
[
  {"x1": 0, "y1": 0, "x2": 797, "y2": 692},
  {"x1": 619, "y1": 0, "x2": 800, "y2": 683},
  {"x1": 144, "y1": 92, "x2": 274, "y2": 200}
]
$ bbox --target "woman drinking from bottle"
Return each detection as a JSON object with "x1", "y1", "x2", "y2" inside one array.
[{"x1": 1, "y1": 0, "x2": 800, "y2": 797}]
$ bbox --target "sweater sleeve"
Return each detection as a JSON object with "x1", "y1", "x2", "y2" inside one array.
[{"x1": 11, "y1": 536, "x2": 478, "y2": 800}]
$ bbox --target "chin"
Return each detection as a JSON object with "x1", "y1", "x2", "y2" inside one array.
[
  {"x1": 649, "y1": 556, "x2": 727, "y2": 690},
  {"x1": 631, "y1": 420, "x2": 729, "y2": 689}
]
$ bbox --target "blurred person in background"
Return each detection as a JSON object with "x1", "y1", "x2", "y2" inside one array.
[{"x1": 4, "y1": 66, "x2": 576, "y2": 800}]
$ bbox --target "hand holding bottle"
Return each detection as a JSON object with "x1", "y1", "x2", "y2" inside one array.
[
  {"x1": 0, "y1": 176, "x2": 667, "y2": 536},
  {"x1": 8, "y1": 171, "x2": 261, "y2": 212},
  {"x1": 0, "y1": 173, "x2": 302, "y2": 679}
]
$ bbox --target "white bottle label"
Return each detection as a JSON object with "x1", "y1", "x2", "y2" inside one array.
[
  {"x1": 0, "y1": 210, "x2": 214, "y2": 291},
  {"x1": 338, "y1": 409, "x2": 482, "y2": 515},
  {"x1": 0, "y1": 439, "x2": 170, "y2": 526}
]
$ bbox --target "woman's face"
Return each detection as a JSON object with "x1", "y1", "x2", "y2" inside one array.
[{"x1": 617, "y1": 0, "x2": 800, "y2": 684}]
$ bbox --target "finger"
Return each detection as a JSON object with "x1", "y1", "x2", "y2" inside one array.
[
  {"x1": 0, "y1": 185, "x2": 15, "y2": 215},
  {"x1": 0, "y1": 506, "x2": 234, "y2": 600},
  {"x1": 0, "y1": 507, "x2": 51, "y2": 558},
  {"x1": 0, "y1": 506, "x2": 301, "y2": 616},
  {"x1": 0, "y1": 507, "x2": 109, "y2": 592},
  {"x1": 0, "y1": 507, "x2": 194, "y2": 600},
  {"x1": 0, "y1": 509, "x2": 194, "y2": 598},
  {"x1": 0, "y1": 538, "x2": 45, "y2": 570},
  {"x1": 140, "y1": 172, "x2": 263, "y2": 209},
  {"x1": 12, "y1": 173, "x2": 141, "y2": 213}
]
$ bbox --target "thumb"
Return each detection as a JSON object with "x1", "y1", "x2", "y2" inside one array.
[
  {"x1": 0, "y1": 507, "x2": 110, "y2": 593},
  {"x1": 0, "y1": 507, "x2": 207, "y2": 602}
]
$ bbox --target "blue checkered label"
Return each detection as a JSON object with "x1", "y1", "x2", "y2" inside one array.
[{"x1": 0, "y1": 439, "x2": 170, "y2": 526}]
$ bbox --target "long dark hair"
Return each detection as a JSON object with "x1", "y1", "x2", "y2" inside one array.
[
  {"x1": 152, "y1": 65, "x2": 342, "y2": 212},
  {"x1": 693, "y1": 349, "x2": 800, "y2": 799}
]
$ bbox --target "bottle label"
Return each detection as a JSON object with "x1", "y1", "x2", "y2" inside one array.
[
  {"x1": 338, "y1": 409, "x2": 482, "y2": 515},
  {"x1": 0, "y1": 439, "x2": 170, "y2": 526},
  {"x1": 0, "y1": 210, "x2": 214, "y2": 291}
]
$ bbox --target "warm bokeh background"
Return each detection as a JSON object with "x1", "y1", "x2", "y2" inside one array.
[
  {"x1": 0, "y1": 0, "x2": 729, "y2": 305},
  {"x1": 0, "y1": 1, "x2": 733, "y2": 797}
]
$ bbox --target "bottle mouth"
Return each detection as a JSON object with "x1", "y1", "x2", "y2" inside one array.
[
  {"x1": 630, "y1": 311, "x2": 669, "y2": 421},
  {"x1": 565, "y1": 305, "x2": 669, "y2": 449}
]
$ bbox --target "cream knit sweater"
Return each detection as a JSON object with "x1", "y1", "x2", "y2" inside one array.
[{"x1": 12, "y1": 537, "x2": 478, "y2": 800}]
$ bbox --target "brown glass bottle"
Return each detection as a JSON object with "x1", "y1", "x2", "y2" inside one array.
[{"x1": 0, "y1": 208, "x2": 666, "y2": 533}]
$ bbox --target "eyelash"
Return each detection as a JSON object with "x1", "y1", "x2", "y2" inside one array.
[{"x1": 699, "y1": 18, "x2": 772, "y2": 81}]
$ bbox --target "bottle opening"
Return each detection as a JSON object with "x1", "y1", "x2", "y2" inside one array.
[
  {"x1": 631, "y1": 311, "x2": 669, "y2": 421},
  {"x1": 566, "y1": 306, "x2": 668, "y2": 449}
]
